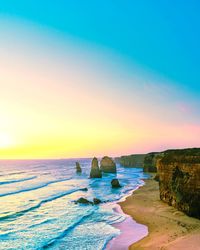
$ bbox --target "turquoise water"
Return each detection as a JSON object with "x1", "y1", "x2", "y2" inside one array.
[{"x1": 0, "y1": 159, "x2": 148, "y2": 250}]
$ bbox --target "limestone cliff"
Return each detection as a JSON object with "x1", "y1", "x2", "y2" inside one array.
[
  {"x1": 119, "y1": 154, "x2": 146, "y2": 168},
  {"x1": 158, "y1": 148, "x2": 200, "y2": 219},
  {"x1": 143, "y1": 152, "x2": 162, "y2": 172}
]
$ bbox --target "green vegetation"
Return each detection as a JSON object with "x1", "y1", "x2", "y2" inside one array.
[{"x1": 160, "y1": 148, "x2": 200, "y2": 164}]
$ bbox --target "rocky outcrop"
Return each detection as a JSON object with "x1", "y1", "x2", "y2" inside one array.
[
  {"x1": 154, "y1": 174, "x2": 159, "y2": 182},
  {"x1": 75, "y1": 197, "x2": 102, "y2": 205},
  {"x1": 111, "y1": 178, "x2": 121, "y2": 188},
  {"x1": 100, "y1": 156, "x2": 116, "y2": 173},
  {"x1": 119, "y1": 154, "x2": 146, "y2": 168},
  {"x1": 93, "y1": 198, "x2": 102, "y2": 205},
  {"x1": 90, "y1": 157, "x2": 102, "y2": 178},
  {"x1": 143, "y1": 152, "x2": 163, "y2": 172},
  {"x1": 158, "y1": 148, "x2": 200, "y2": 219},
  {"x1": 76, "y1": 162, "x2": 82, "y2": 173},
  {"x1": 75, "y1": 197, "x2": 92, "y2": 205}
]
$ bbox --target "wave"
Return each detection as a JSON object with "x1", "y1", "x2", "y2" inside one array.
[
  {"x1": 29, "y1": 218, "x2": 55, "y2": 229},
  {"x1": 41, "y1": 210, "x2": 95, "y2": 249},
  {"x1": 8, "y1": 171, "x2": 26, "y2": 175},
  {"x1": 0, "y1": 188, "x2": 81, "y2": 222},
  {"x1": 0, "y1": 176, "x2": 37, "y2": 185},
  {"x1": 102, "y1": 233, "x2": 119, "y2": 250},
  {"x1": 33, "y1": 165, "x2": 47, "y2": 169},
  {"x1": 0, "y1": 177, "x2": 72, "y2": 197},
  {"x1": 0, "y1": 218, "x2": 56, "y2": 240},
  {"x1": 0, "y1": 171, "x2": 26, "y2": 177}
]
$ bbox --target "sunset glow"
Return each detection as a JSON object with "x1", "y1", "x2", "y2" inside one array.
[
  {"x1": 0, "y1": 2, "x2": 200, "y2": 159},
  {"x1": 0, "y1": 133, "x2": 14, "y2": 149}
]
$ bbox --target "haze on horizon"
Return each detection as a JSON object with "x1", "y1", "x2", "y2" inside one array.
[{"x1": 0, "y1": 1, "x2": 200, "y2": 159}]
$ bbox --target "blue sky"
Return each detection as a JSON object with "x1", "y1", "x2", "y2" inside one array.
[
  {"x1": 0, "y1": 1, "x2": 200, "y2": 158},
  {"x1": 1, "y1": 1, "x2": 200, "y2": 91}
]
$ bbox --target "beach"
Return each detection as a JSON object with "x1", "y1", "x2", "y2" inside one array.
[
  {"x1": 106, "y1": 203, "x2": 148, "y2": 250},
  {"x1": 119, "y1": 178, "x2": 200, "y2": 250}
]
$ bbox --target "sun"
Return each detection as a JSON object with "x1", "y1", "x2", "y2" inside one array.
[{"x1": 0, "y1": 133, "x2": 14, "y2": 148}]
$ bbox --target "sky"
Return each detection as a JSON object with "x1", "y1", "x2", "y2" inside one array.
[{"x1": 0, "y1": 1, "x2": 200, "y2": 159}]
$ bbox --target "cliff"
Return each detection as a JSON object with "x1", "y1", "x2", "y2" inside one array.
[
  {"x1": 143, "y1": 152, "x2": 162, "y2": 172},
  {"x1": 119, "y1": 154, "x2": 146, "y2": 168},
  {"x1": 158, "y1": 148, "x2": 200, "y2": 219}
]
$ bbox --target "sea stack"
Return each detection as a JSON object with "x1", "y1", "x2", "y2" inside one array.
[
  {"x1": 90, "y1": 157, "x2": 102, "y2": 178},
  {"x1": 100, "y1": 156, "x2": 116, "y2": 173},
  {"x1": 76, "y1": 162, "x2": 82, "y2": 173}
]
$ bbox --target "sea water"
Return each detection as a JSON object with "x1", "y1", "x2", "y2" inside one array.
[{"x1": 0, "y1": 159, "x2": 148, "y2": 250}]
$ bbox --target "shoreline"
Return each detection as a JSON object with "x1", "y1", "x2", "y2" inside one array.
[
  {"x1": 106, "y1": 203, "x2": 148, "y2": 250},
  {"x1": 106, "y1": 182, "x2": 148, "y2": 250},
  {"x1": 118, "y1": 178, "x2": 200, "y2": 249}
]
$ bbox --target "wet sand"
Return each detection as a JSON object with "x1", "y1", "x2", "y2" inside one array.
[
  {"x1": 118, "y1": 178, "x2": 200, "y2": 250},
  {"x1": 106, "y1": 204, "x2": 148, "y2": 250}
]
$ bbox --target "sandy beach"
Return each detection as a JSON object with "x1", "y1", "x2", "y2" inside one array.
[
  {"x1": 119, "y1": 178, "x2": 200, "y2": 250},
  {"x1": 106, "y1": 204, "x2": 148, "y2": 250}
]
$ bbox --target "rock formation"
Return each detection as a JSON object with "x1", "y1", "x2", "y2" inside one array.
[
  {"x1": 111, "y1": 178, "x2": 121, "y2": 188},
  {"x1": 93, "y1": 198, "x2": 102, "y2": 205},
  {"x1": 75, "y1": 197, "x2": 92, "y2": 205},
  {"x1": 158, "y1": 148, "x2": 200, "y2": 219},
  {"x1": 90, "y1": 157, "x2": 102, "y2": 178},
  {"x1": 154, "y1": 173, "x2": 159, "y2": 182},
  {"x1": 76, "y1": 162, "x2": 82, "y2": 173},
  {"x1": 119, "y1": 154, "x2": 146, "y2": 168},
  {"x1": 143, "y1": 152, "x2": 163, "y2": 172},
  {"x1": 100, "y1": 156, "x2": 116, "y2": 173},
  {"x1": 75, "y1": 197, "x2": 102, "y2": 205}
]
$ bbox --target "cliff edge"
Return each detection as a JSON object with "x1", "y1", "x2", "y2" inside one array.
[{"x1": 158, "y1": 148, "x2": 200, "y2": 219}]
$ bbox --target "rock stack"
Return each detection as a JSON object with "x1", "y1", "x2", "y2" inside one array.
[
  {"x1": 76, "y1": 162, "x2": 82, "y2": 173},
  {"x1": 100, "y1": 156, "x2": 116, "y2": 173},
  {"x1": 90, "y1": 157, "x2": 102, "y2": 178}
]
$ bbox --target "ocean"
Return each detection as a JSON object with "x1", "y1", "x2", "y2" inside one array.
[{"x1": 0, "y1": 159, "x2": 148, "y2": 250}]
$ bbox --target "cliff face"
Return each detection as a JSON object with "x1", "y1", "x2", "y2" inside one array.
[
  {"x1": 143, "y1": 152, "x2": 163, "y2": 172},
  {"x1": 119, "y1": 154, "x2": 146, "y2": 168},
  {"x1": 158, "y1": 148, "x2": 200, "y2": 219}
]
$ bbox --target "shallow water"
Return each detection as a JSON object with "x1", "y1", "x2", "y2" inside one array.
[{"x1": 0, "y1": 159, "x2": 148, "y2": 250}]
